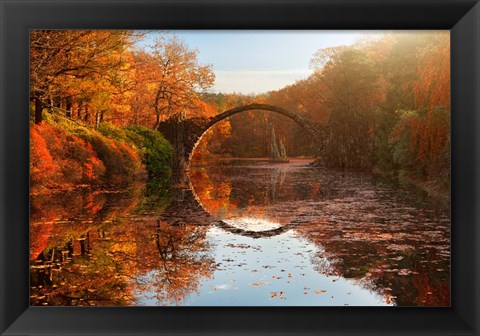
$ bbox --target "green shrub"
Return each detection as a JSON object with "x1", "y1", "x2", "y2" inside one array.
[
  {"x1": 97, "y1": 122, "x2": 129, "y2": 142},
  {"x1": 125, "y1": 126, "x2": 174, "y2": 176}
]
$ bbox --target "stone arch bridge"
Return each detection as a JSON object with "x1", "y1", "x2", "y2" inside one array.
[{"x1": 158, "y1": 103, "x2": 322, "y2": 170}]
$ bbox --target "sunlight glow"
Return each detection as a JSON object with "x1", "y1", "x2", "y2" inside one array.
[{"x1": 223, "y1": 217, "x2": 282, "y2": 232}]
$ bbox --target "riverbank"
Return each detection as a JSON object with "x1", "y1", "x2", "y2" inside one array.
[
  {"x1": 190, "y1": 156, "x2": 315, "y2": 167},
  {"x1": 30, "y1": 110, "x2": 174, "y2": 194},
  {"x1": 371, "y1": 166, "x2": 450, "y2": 202}
]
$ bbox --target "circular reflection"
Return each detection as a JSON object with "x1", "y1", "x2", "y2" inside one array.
[{"x1": 187, "y1": 163, "x2": 298, "y2": 238}]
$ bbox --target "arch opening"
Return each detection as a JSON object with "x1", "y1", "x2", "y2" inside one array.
[{"x1": 187, "y1": 103, "x2": 317, "y2": 165}]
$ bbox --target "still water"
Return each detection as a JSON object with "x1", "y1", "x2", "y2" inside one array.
[{"x1": 30, "y1": 159, "x2": 450, "y2": 306}]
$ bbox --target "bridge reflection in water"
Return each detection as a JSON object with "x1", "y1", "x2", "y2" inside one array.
[
  {"x1": 183, "y1": 178, "x2": 305, "y2": 240},
  {"x1": 30, "y1": 159, "x2": 450, "y2": 306}
]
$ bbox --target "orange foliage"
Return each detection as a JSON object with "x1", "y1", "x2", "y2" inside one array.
[
  {"x1": 188, "y1": 168, "x2": 237, "y2": 218},
  {"x1": 30, "y1": 30, "x2": 140, "y2": 125},
  {"x1": 413, "y1": 34, "x2": 450, "y2": 111},
  {"x1": 190, "y1": 99, "x2": 232, "y2": 161}
]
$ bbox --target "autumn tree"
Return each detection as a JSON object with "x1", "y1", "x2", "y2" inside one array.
[
  {"x1": 413, "y1": 33, "x2": 450, "y2": 112},
  {"x1": 390, "y1": 33, "x2": 450, "y2": 181},
  {"x1": 126, "y1": 51, "x2": 158, "y2": 126},
  {"x1": 148, "y1": 34, "x2": 215, "y2": 128},
  {"x1": 30, "y1": 30, "x2": 139, "y2": 124},
  {"x1": 372, "y1": 33, "x2": 431, "y2": 172},
  {"x1": 311, "y1": 47, "x2": 381, "y2": 168}
]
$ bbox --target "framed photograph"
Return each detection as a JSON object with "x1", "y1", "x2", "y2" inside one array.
[{"x1": 1, "y1": 0, "x2": 479, "y2": 335}]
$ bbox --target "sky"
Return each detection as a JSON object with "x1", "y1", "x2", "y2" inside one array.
[{"x1": 141, "y1": 30, "x2": 370, "y2": 95}]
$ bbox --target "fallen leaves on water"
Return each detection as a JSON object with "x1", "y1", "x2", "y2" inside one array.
[
  {"x1": 270, "y1": 291, "x2": 286, "y2": 300},
  {"x1": 250, "y1": 282, "x2": 270, "y2": 286},
  {"x1": 225, "y1": 243, "x2": 262, "y2": 251}
]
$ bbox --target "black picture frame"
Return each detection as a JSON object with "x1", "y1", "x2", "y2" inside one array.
[{"x1": 1, "y1": 0, "x2": 479, "y2": 335}]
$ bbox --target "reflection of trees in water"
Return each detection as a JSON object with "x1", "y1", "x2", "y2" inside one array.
[
  {"x1": 30, "y1": 230, "x2": 135, "y2": 306},
  {"x1": 300, "y1": 223, "x2": 450, "y2": 306},
  {"x1": 187, "y1": 167, "x2": 234, "y2": 219},
  {"x1": 188, "y1": 164, "x2": 317, "y2": 224},
  {"x1": 134, "y1": 219, "x2": 215, "y2": 305},
  {"x1": 30, "y1": 184, "x2": 144, "y2": 260},
  {"x1": 31, "y1": 164, "x2": 451, "y2": 307},
  {"x1": 188, "y1": 164, "x2": 450, "y2": 306},
  {"x1": 30, "y1": 183, "x2": 215, "y2": 306},
  {"x1": 30, "y1": 185, "x2": 146, "y2": 306},
  {"x1": 295, "y1": 181, "x2": 450, "y2": 306}
]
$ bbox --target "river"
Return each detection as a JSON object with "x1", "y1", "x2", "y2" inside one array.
[{"x1": 30, "y1": 158, "x2": 450, "y2": 306}]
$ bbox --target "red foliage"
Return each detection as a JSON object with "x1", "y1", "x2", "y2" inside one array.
[
  {"x1": 30, "y1": 123, "x2": 107, "y2": 190},
  {"x1": 30, "y1": 124, "x2": 59, "y2": 188}
]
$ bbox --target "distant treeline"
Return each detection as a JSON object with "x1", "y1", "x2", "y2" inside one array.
[{"x1": 202, "y1": 32, "x2": 450, "y2": 185}]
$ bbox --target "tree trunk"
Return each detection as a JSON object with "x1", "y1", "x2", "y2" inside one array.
[
  {"x1": 77, "y1": 101, "x2": 83, "y2": 120},
  {"x1": 95, "y1": 112, "x2": 101, "y2": 126},
  {"x1": 84, "y1": 105, "x2": 90, "y2": 123},
  {"x1": 79, "y1": 238, "x2": 86, "y2": 256},
  {"x1": 34, "y1": 98, "x2": 43, "y2": 124},
  {"x1": 154, "y1": 113, "x2": 161, "y2": 129},
  {"x1": 65, "y1": 97, "x2": 72, "y2": 118}
]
